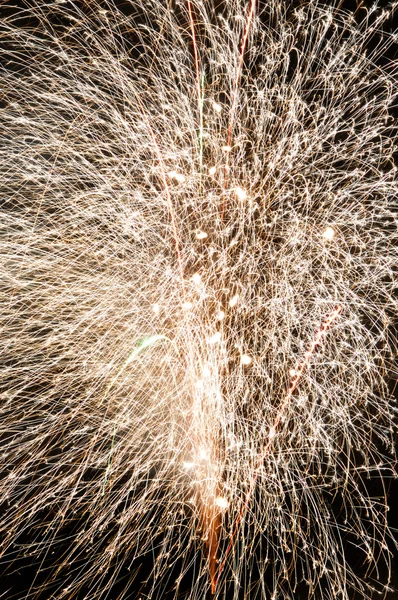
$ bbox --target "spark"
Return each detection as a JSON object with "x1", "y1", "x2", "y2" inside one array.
[
  {"x1": 234, "y1": 186, "x2": 247, "y2": 201},
  {"x1": 323, "y1": 226, "x2": 335, "y2": 240},
  {"x1": 182, "y1": 301, "x2": 194, "y2": 310},
  {"x1": 228, "y1": 294, "x2": 239, "y2": 307},
  {"x1": 240, "y1": 354, "x2": 252, "y2": 365},
  {"x1": 215, "y1": 496, "x2": 229, "y2": 509},
  {"x1": 168, "y1": 170, "x2": 186, "y2": 183},
  {"x1": 207, "y1": 332, "x2": 222, "y2": 345}
]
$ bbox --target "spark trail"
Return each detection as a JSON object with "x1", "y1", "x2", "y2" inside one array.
[{"x1": 0, "y1": 1, "x2": 397, "y2": 600}]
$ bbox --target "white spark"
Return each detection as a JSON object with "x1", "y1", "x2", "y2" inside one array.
[
  {"x1": 207, "y1": 332, "x2": 221, "y2": 345},
  {"x1": 240, "y1": 354, "x2": 252, "y2": 365},
  {"x1": 215, "y1": 496, "x2": 229, "y2": 509},
  {"x1": 323, "y1": 226, "x2": 335, "y2": 240},
  {"x1": 235, "y1": 186, "x2": 247, "y2": 201}
]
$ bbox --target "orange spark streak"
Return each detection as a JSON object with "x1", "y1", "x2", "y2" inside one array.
[
  {"x1": 203, "y1": 491, "x2": 222, "y2": 596},
  {"x1": 209, "y1": 513, "x2": 221, "y2": 595},
  {"x1": 212, "y1": 305, "x2": 343, "y2": 592}
]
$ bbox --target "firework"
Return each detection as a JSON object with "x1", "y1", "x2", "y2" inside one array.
[{"x1": 0, "y1": 1, "x2": 397, "y2": 599}]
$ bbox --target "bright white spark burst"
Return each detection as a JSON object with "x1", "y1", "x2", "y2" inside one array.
[{"x1": 0, "y1": 1, "x2": 397, "y2": 599}]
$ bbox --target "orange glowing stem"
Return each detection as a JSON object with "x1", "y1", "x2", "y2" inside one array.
[
  {"x1": 206, "y1": 505, "x2": 222, "y2": 595},
  {"x1": 213, "y1": 305, "x2": 343, "y2": 591}
]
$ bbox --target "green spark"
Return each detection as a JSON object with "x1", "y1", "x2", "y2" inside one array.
[{"x1": 126, "y1": 334, "x2": 169, "y2": 365}]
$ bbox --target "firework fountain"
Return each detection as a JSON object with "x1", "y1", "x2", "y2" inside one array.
[{"x1": 0, "y1": 1, "x2": 397, "y2": 599}]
